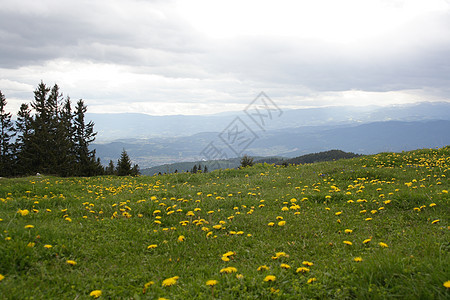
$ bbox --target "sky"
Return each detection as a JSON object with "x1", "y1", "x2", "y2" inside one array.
[{"x1": 1, "y1": 0, "x2": 450, "y2": 115}]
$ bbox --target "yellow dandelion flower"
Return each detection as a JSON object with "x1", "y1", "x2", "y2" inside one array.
[
  {"x1": 27, "y1": 242, "x2": 35, "y2": 247},
  {"x1": 0, "y1": 274, "x2": 5, "y2": 281},
  {"x1": 296, "y1": 267, "x2": 310, "y2": 273},
  {"x1": 222, "y1": 251, "x2": 235, "y2": 257},
  {"x1": 307, "y1": 277, "x2": 317, "y2": 284},
  {"x1": 379, "y1": 242, "x2": 388, "y2": 248},
  {"x1": 365, "y1": 218, "x2": 372, "y2": 221},
  {"x1": 343, "y1": 241, "x2": 353, "y2": 246},
  {"x1": 344, "y1": 229, "x2": 353, "y2": 234},
  {"x1": 220, "y1": 267, "x2": 237, "y2": 274},
  {"x1": 302, "y1": 261, "x2": 314, "y2": 266},
  {"x1": 278, "y1": 221, "x2": 286, "y2": 227},
  {"x1": 268, "y1": 222, "x2": 275, "y2": 227},
  {"x1": 177, "y1": 235, "x2": 185, "y2": 242},
  {"x1": 444, "y1": 280, "x2": 450, "y2": 288},
  {"x1": 66, "y1": 260, "x2": 77, "y2": 266},
  {"x1": 89, "y1": 290, "x2": 102, "y2": 298},
  {"x1": 147, "y1": 244, "x2": 158, "y2": 249},
  {"x1": 335, "y1": 211, "x2": 342, "y2": 216},
  {"x1": 17, "y1": 209, "x2": 30, "y2": 216},
  {"x1": 213, "y1": 225, "x2": 222, "y2": 230},
  {"x1": 280, "y1": 263, "x2": 290, "y2": 269},
  {"x1": 363, "y1": 238, "x2": 372, "y2": 244},
  {"x1": 263, "y1": 275, "x2": 276, "y2": 282},
  {"x1": 206, "y1": 279, "x2": 218, "y2": 286},
  {"x1": 354, "y1": 257, "x2": 363, "y2": 262},
  {"x1": 44, "y1": 244, "x2": 52, "y2": 249},
  {"x1": 429, "y1": 203, "x2": 436, "y2": 207},
  {"x1": 257, "y1": 265, "x2": 270, "y2": 271},
  {"x1": 431, "y1": 219, "x2": 440, "y2": 224},
  {"x1": 162, "y1": 276, "x2": 179, "y2": 287},
  {"x1": 24, "y1": 225, "x2": 34, "y2": 229},
  {"x1": 221, "y1": 256, "x2": 230, "y2": 262}
]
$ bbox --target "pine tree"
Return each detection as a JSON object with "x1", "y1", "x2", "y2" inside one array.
[
  {"x1": 105, "y1": 160, "x2": 116, "y2": 175},
  {"x1": 130, "y1": 164, "x2": 140, "y2": 176},
  {"x1": 55, "y1": 96, "x2": 76, "y2": 176},
  {"x1": 29, "y1": 81, "x2": 53, "y2": 173},
  {"x1": 117, "y1": 149, "x2": 132, "y2": 176},
  {"x1": 191, "y1": 165, "x2": 198, "y2": 174},
  {"x1": 0, "y1": 91, "x2": 15, "y2": 176},
  {"x1": 14, "y1": 103, "x2": 33, "y2": 175},
  {"x1": 73, "y1": 99, "x2": 99, "y2": 176}
]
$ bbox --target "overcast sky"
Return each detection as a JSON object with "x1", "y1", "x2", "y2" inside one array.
[{"x1": 1, "y1": 0, "x2": 450, "y2": 115}]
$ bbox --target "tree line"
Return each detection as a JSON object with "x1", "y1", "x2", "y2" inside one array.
[{"x1": 0, "y1": 82, "x2": 138, "y2": 177}]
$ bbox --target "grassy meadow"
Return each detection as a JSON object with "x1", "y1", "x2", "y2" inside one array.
[{"x1": 0, "y1": 147, "x2": 449, "y2": 299}]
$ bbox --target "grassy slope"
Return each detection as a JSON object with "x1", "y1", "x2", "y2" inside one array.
[{"x1": 0, "y1": 147, "x2": 449, "y2": 299}]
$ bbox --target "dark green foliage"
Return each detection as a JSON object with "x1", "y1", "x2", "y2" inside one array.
[
  {"x1": 117, "y1": 149, "x2": 133, "y2": 176},
  {"x1": 282, "y1": 149, "x2": 361, "y2": 165},
  {"x1": 105, "y1": 160, "x2": 116, "y2": 175},
  {"x1": 0, "y1": 90, "x2": 15, "y2": 176},
  {"x1": 0, "y1": 82, "x2": 103, "y2": 177},
  {"x1": 240, "y1": 154, "x2": 254, "y2": 168}
]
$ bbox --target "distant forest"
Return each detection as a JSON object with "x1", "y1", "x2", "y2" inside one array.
[{"x1": 0, "y1": 82, "x2": 137, "y2": 177}]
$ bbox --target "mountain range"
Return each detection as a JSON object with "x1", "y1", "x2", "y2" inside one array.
[{"x1": 89, "y1": 102, "x2": 450, "y2": 170}]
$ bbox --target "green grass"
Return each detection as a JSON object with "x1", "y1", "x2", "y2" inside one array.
[{"x1": 0, "y1": 147, "x2": 449, "y2": 299}]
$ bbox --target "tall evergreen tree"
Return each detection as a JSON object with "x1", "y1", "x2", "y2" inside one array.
[
  {"x1": 117, "y1": 149, "x2": 132, "y2": 176},
  {"x1": 14, "y1": 103, "x2": 33, "y2": 175},
  {"x1": 55, "y1": 96, "x2": 76, "y2": 176},
  {"x1": 73, "y1": 99, "x2": 99, "y2": 176},
  {"x1": 28, "y1": 81, "x2": 53, "y2": 173},
  {"x1": 0, "y1": 91, "x2": 15, "y2": 176},
  {"x1": 105, "y1": 160, "x2": 116, "y2": 175}
]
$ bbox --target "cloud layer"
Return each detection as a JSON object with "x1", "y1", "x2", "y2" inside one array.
[{"x1": 1, "y1": 0, "x2": 449, "y2": 115}]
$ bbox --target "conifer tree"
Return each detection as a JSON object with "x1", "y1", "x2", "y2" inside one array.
[
  {"x1": 55, "y1": 96, "x2": 76, "y2": 176},
  {"x1": 117, "y1": 149, "x2": 132, "y2": 176},
  {"x1": 0, "y1": 91, "x2": 15, "y2": 176},
  {"x1": 73, "y1": 99, "x2": 99, "y2": 176},
  {"x1": 105, "y1": 160, "x2": 116, "y2": 175},
  {"x1": 14, "y1": 103, "x2": 33, "y2": 175}
]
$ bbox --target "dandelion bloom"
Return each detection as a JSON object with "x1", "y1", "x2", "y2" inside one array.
[
  {"x1": 221, "y1": 256, "x2": 230, "y2": 262},
  {"x1": 307, "y1": 277, "x2": 317, "y2": 284},
  {"x1": 89, "y1": 290, "x2": 102, "y2": 298},
  {"x1": 278, "y1": 221, "x2": 286, "y2": 227},
  {"x1": 379, "y1": 242, "x2": 388, "y2": 248},
  {"x1": 144, "y1": 281, "x2": 154, "y2": 289},
  {"x1": 177, "y1": 235, "x2": 185, "y2": 242},
  {"x1": 220, "y1": 267, "x2": 237, "y2": 274},
  {"x1": 27, "y1": 242, "x2": 35, "y2": 247},
  {"x1": 302, "y1": 261, "x2": 314, "y2": 266},
  {"x1": 147, "y1": 244, "x2": 158, "y2": 249},
  {"x1": 344, "y1": 229, "x2": 353, "y2": 234},
  {"x1": 444, "y1": 281, "x2": 450, "y2": 288},
  {"x1": 44, "y1": 244, "x2": 52, "y2": 249},
  {"x1": 66, "y1": 260, "x2": 77, "y2": 266},
  {"x1": 272, "y1": 252, "x2": 288, "y2": 259},
  {"x1": 17, "y1": 209, "x2": 30, "y2": 216},
  {"x1": 354, "y1": 257, "x2": 363, "y2": 262},
  {"x1": 296, "y1": 267, "x2": 310, "y2": 273},
  {"x1": 268, "y1": 222, "x2": 275, "y2": 227},
  {"x1": 280, "y1": 263, "x2": 290, "y2": 269},
  {"x1": 162, "y1": 276, "x2": 179, "y2": 287},
  {"x1": 222, "y1": 251, "x2": 235, "y2": 258},
  {"x1": 206, "y1": 280, "x2": 218, "y2": 286},
  {"x1": 263, "y1": 275, "x2": 276, "y2": 282},
  {"x1": 335, "y1": 211, "x2": 342, "y2": 216},
  {"x1": 343, "y1": 241, "x2": 353, "y2": 246},
  {"x1": 257, "y1": 265, "x2": 270, "y2": 271},
  {"x1": 363, "y1": 238, "x2": 371, "y2": 244},
  {"x1": 0, "y1": 274, "x2": 4, "y2": 281},
  {"x1": 24, "y1": 225, "x2": 34, "y2": 229},
  {"x1": 365, "y1": 218, "x2": 372, "y2": 221},
  {"x1": 431, "y1": 219, "x2": 440, "y2": 224}
]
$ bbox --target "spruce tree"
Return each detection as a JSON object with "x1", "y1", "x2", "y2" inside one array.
[
  {"x1": 117, "y1": 149, "x2": 132, "y2": 176},
  {"x1": 105, "y1": 160, "x2": 116, "y2": 175},
  {"x1": 73, "y1": 99, "x2": 98, "y2": 176},
  {"x1": 0, "y1": 91, "x2": 15, "y2": 176},
  {"x1": 14, "y1": 103, "x2": 33, "y2": 175},
  {"x1": 55, "y1": 96, "x2": 76, "y2": 176}
]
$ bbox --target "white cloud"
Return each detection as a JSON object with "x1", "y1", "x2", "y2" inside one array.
[{"x1": 1, "y1": 0, "x2": 449, "y2": 115}]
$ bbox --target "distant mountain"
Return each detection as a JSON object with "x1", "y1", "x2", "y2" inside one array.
[
  {"x1": 280, "y1": 150, "x2": 362, "y2": 165},
  {"x1": 93, "y1": 119, "x2": 450, "y2": 169},
  {"x1": 88, "y1": 102, "x2": 450, "y2": 141}
]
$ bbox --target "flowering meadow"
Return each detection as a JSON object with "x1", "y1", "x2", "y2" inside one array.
[{"x1": 0, "y1": 147, "x2": 449, "y2": 299}]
